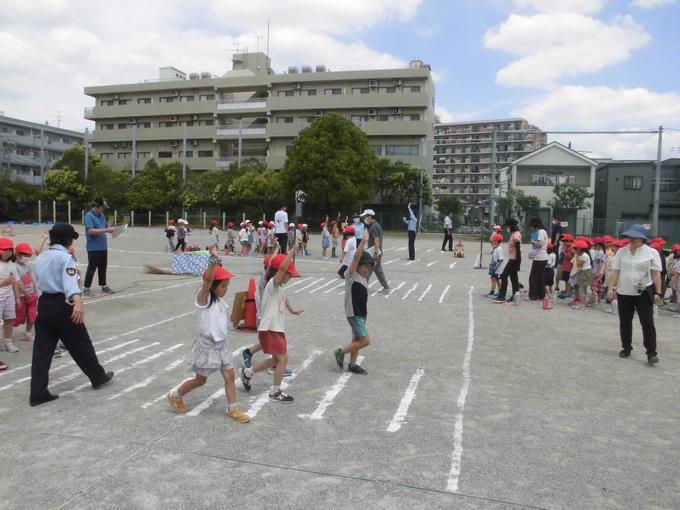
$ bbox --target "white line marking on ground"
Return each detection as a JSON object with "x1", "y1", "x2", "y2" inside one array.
[
  {"x1": 387, "y1": 368, "x2": 425, "y2": 432},
  {"x1": 368, "y1": 281, "x2": 378, "y2": 289},
  {"x1": 403, "y1": 259, "x2": 420, "y2": 266},
  {"x1": 284, "y1": 277, "x2": 311, "y2": 290},
  {"x1": 94, "y1": 311, "x2": 194, "y2": 347},
  {"x1": 371, "y1": 281, "x2": 392, "y2": 297},
  {"x1": 298, "y1": 356, "x2": 364, "y2": 420},
  {"x1": 85, "y1": 280, "x2": 196, "y2": 305},
  {"x1": 418, "y1": 284, "x2": 432, "y2": 302},
  {"x1": 446, "y1": 286, "x2": 475, "y2": 493},
  {"x1": 324, "y1": 282, "x2": 345, "y2": 294},
  {"x1": 246, "y1": 350, "x2": 322, "y2": 418},
  {"x1": 449, "y1": 261, "x2": 458, "y2": 269},
  {"x1": 294, "y1": 277, "x2": 325, "y2": 294},
  {"x1": 108, "y1": 356, "x2": 184, "y2": 400},
  {"x1": 427, "y1": 248, "x2": 433, "y2": 253},
  {"x1": 382, "y1": 258, "x2": 398, "y2": 265},
  {"x1": 384, "y1": 281, "x2": 406, "y2": 299},
  {"x1": 396, "y1": 247, "x2": 407, "y2": 252},
  {"x1": 310, "y1": 280, "x2": 335, "y2": 294},
  {"x1": 439, "y1": 285, "x2": 451, "y2": 304},
  {"x1": 473, "y1": 254, "x2": 480, "y2": 268},
  {"x1": 427, "y1": 260, "x2": 439, "y2": 268},
  {"x1": 401, "y1": 283, "x2": 418, "y2": 300}
]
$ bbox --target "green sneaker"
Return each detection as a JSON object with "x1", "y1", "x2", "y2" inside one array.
[
  {"x1": 348, "y1": 363, "x2": 367, "y2": 375},
  {"x1": 333, "y1": 348, "x2": 344, "y2": 369}
]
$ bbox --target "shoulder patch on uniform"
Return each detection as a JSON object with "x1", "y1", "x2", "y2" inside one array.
[{"x1": 66, "y1": 267, "x2": 77, "y2": 277}]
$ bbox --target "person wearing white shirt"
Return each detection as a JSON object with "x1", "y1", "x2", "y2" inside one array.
[
  {"x1": 528, "y1": 218, "x2": 549, "y2": 300},
  {"x1": 608, "y1": 224, "x2": 663, "y2": 364},
  {"x1": 441, "y1": 213, "x2": 453, "y2": 252},
  {"x1": 274, "y1": 206, "x2": 289, "y2": 254}
]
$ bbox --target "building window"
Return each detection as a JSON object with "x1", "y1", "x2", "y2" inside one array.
[
  {"x1": 118, "y1": 99, "x2": 130, "y2": 105},
  {"x1": 324, "y1": 88, "x2": 342, "y2": 95},
  {"x1": 300, "y1": 89, "x2": 317, "y2": 96},
  {"x1": 117, "y1": 152, "x2": 130, "y2": 159},
  {"x1": 0, "y1": 127, "x2": 7, "y2": 133},
  {"x1": 277, "y1": 90, "x2": 294, "y2": 97},
  {"x1": 378, "y1": 87, "x2": 396, "y2": 94},
  {"x1": 277, "y1": 117, "x2": 294, "y2": 124},
  {"x1": 403, "y1": 85, "x2": 421, "y2": 93},
  {"x1": 179, "y1": 121, "x2": 194, "y2": 127},
  {"x1": 624, "y1": 176, "x2": 642, "y2": 190},
  {"x1": 199, "y1": 94, "x2": 215, "y2": 101},
  {"x1": 101, "y1": 100, "x2": 114, "y2": 106},
  {"x1": 159, "y1": 122, "x2": 176, "y2": 128},
  {"x1": 351, "y1": 87, "x2": 369, "y2": 95},
  {"x1": 651, "y1": 178, "x2": 678, "y2": 192},
  {"x1": 100, "y1": 152, "x2": 114, "y2": 159},
  {"x1": 370, "y1": 145, "x2": 382, "y2": 156},
  {"x1": 385, "y1": 145, "x2": 419, "y2": 156},
  {"x1": 351, "y1": 115, "x2": 367, "y2": 124},
  {"x1": 118, "y1": 123, "x2": 128, "y2": 129},
  {"x1": 376, "y1": 115, "x2": 389, "y2": 121},
  {"x1": 137, "y1": 152, "x2": 151, "y2": 159},
  {"x1": 198, "y1": 150, "x2": 213, "y2": 157},
  {"x1": 159, "y1": 96, "x2": 175, "y2": 103},
  {"x1": 100, "y1": 124, "x2": 114, "y2": 130},
  {"x1": 407, "y1": 114, "x2": 420, "y2": 121},
  {"x1": 138, "y1": 98, "x2": 152, "y2": 104},
  {"x1": 198, "y1": 119, "x2": 214, "y2": 126},
  {"x1": 180, "y1": 95, "x2": 195, "y2": 102},
  {"x1": 179, "y1": 151, "x2": 194, "y2": 158},
  {"x1": 138, "y1": 122, "x2": 151, "y2": 128},
  {"x1": 158, "y1": 151, "x2": 173, "y2": 158}
]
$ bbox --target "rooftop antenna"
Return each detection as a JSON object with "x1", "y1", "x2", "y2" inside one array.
[
  {"x1": 266, "y1": 17, "x2": 270, "y2": 56},
  {"x1": 54, "y1": 110, "x2": 63, "y2": 128},
  {"x1": 233, "y1": 41, "x2": 241, "y2": 54}
]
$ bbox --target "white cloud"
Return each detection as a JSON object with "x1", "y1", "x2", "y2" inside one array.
[
  {"x1": 485, "y1": 13, "x2": 650, "y2": 87},
  {"x1": 435, "y1": 106, "x2": 455, "y2": 123},
  {"x1": 513, "y1": 85, "x2": 680, "y2": 158},
  {"x1": 631, "y1": 0, "x2": 676, "y2": 8},
  {"x1": 513, "y1": 0, "x2": 608, "y2": 13},
  {"x1": 0, "y1": 0, "x2": 422, "y2": 130}
]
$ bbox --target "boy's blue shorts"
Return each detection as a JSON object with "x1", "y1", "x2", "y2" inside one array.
[{"x1": 347, "y1": 316, "x2": 369, "y2": 338}]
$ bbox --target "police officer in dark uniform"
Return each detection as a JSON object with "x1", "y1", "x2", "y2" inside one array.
[{"x1": 30, "y1": 223, "x2": 113, "y2": 406}]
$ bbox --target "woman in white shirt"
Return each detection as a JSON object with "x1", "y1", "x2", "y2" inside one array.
[
  {"x1": 608, "y1": 224, "x2": 663, "y2": 364},
  {"x1": 528, "y1": 218, "x2": 549, "y2": 300}
]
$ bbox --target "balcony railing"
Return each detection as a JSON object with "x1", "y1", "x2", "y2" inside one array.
[
  {"x1": 216, "y1": 126, "x2": 267, "y2": 136},
  {"x1": 84, "y1": 107, "x2": 94, "y2": 117},
  {"x1": 217, "y1": 98, "x2": 267, "y2": 111}
]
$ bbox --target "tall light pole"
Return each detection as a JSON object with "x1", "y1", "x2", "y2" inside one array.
[
  {"x1": 84, "y1": 127, "x2": 89, "y2": 180},
  {"x1": 488, "y1": 127, "x2": 497, "y2": 226},
  {"x1": 418, "y1": 137, "x2": 426, "y2": 232},
  {"x1": 652, "y1": 125, "x2": 663, "y2": 237}
]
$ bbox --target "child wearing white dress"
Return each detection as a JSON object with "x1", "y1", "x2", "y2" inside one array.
[{"x1": 167, "y1": 247, "x2": 249, "y2": 422}]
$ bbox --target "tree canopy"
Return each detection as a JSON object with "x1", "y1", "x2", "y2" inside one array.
[
  {"x1": 281, "y1": 113, "x2": 378, "y2": 213},
  {"x1": 550, "y1": 183, "x2": 593, "y2": 210},
  {"x1": 126, "y1": 160, "x2": 182, "y2": 211},
  {"x1": 375, "y1": 159, "x2": 433, "y2": 207},
  {"x1": 436, "y1": 195, "x2": 462, "y2": 216},
  {"x1": 496, "y1": 188, "x2": 540, "y2": 221}
]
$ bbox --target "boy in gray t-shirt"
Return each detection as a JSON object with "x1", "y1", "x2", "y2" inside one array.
[{"x1": 334, "y1": 229, "x2": 372, "y2": 374}]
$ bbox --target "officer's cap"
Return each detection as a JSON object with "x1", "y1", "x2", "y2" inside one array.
[{"x1": 50, "y1": 223, "x2": 80, "y2": 240}]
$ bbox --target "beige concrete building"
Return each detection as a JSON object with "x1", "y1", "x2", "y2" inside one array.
[
  {"x1": 433, "y1": 118, "x2": 546, "y2": 204},
  {"x1": 84, "y1": 52, "x2": 434, "y2": 176}
]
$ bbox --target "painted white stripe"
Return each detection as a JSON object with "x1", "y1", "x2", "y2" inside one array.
[
  {"x1": 449, "y1": 261, "x2": 458, "y2": 269},
  {"x1": 94, "y1": 311, "x2": 194, "y2": 346},
  {"x1": 427, "y1": 260, "x2": 439, "y2": 268},
  {"x1": 418, "y1": 284, "x2": 432, "y2": 302},
  {"x1": 368, "y1": 280, "x2": 378, "y2": 289},
  {"x1": 284, "y1": 277, "x2": 311, "y2": 290},
  {"x1": 383, "y1": 258, "x2": 399, "y2": 266},
  {"x1": 298, "y1": 356, "x2": 364, "y2": 420},
  {"x1": 402, "y1": 283, "x2": 418, "y2": 300},
  {"x1": 473, "y1": 253, "x2": 480, "y2": 268},
  {"x1": 395, "y1": 247, "x2": 407, "y2": 252},
  {"x1": 309, "y1": 279, "x2": 335, "y2": 294},
  {"x1": 403, "y1": 259, "x2": 420, "y2": 266},
  {"x1": 371, "y1": 281, "x2": 392, "y2": 297},
  {"x1": 438, "y1": 285, "x2": 451, "y2": 304},
  {"x1": 324, "y1": 282, "x2": 345, "y2": 294},
  {"x1": 61, "y1": 343, "x2": 183, "y2": 396},
  {"x1": 294, "y1": 277, "x2": 325, "y2": 294},
  {"x1": 108, "y1": 356, "x2": 184, "y2": 400},
  {"x1": 387, "y1": 368, "x2": 425, "y2": 432},
  {"x1": 85, "y1": 280, "x2": 196, "y2": 305},
  {"x1": 447, "y1": 286, "x2": 475, "y2": 493},
  {"x1": 427, "y1": 248, "x2": 433, "y2": 253},
  {"x1": 385, "y1": 281, "x2": 406, "y2": 299},
  {"x1": 246, "y1": 350, "x2": 322, "y2": 418}
]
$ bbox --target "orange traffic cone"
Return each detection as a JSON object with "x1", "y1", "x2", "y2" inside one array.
[{"x1": 243, "y1": 277, "x2": 257, "y2": 331}]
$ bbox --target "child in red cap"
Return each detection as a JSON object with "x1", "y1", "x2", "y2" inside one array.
[
  {"x1": 669, "y1": 244, "x2": 680, "y2": 316},
  {"x1": 557, "y1": 234, "x2": 574, "y2": 298},
  {"x1": 486, "y1": 233, "x2": 505, "y2": 297},
  {"x1": 13, "y1": 243, "x2": 38, "y2": 342},
  {"x1": 209, "y1": 219, "x2": 220, "y2": 249},
  {"x1": 167, "y1": 246, "x2": 249, "y2": 422},
  {"x1": 545, "y1": 242, "x2": 556, "y2": 296},
  {"x1": 571, "y1": 239, "x2": 593, "y2": 309},
  {"x1": 241, "y1": 241, "x2": 303, "y2": 403},
  {"x1": 0, "y1": 237, "x2": 21, "y2": 355}
]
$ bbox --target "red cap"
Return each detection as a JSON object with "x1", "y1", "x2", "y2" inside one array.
[
  {"x1": 671, "y1": 243, "x2": 680, "y2": 251},
  {"x1": 211, "y1": 219, "x2": 218, "y2": 225},
  {"x1": 547, "y1": 241, "x2": 554, "y2": 249},
  {"x1": 602, "y1": 235, "x2": 614, "y2": 243},
  {"x1": 227, "y1": 222, "x2": 234, "y2": 227},
  {"x1": 203, "y1": 265, "x2": 234, "y2": 282},
  {"x1": 297, "y1": 223, "x2": 303, "y2": 229},
  {"x1": 15, "y1": 243, "x2": 33, "y2": 256},
  {"x1": 492, "y1": 224, "x2": 502, "y2": 231},
  {"x1": 622, "y1": 238, "x2": 630, "y2": 245},
  {"x1": 0, "y1": 238, "x2": 14, "y2": 251},
  {"x1": 576, "y1": 236, "x2": 592, "y2": 247},
  {"x1": 344, "y1": 225, "x2": 356, "y2": 235},
  {"x1": 69, "y1": 246, "x2": 75, "y2": 254},
  {"x1": 573, "y1": 240, "x2": 589, "y2": 250},
  {"x1": 611, "y1": 239, "x2": 625, "y2": 247},
  {"x1": 591, "y1": 237, "x2": 603, "y2": 244},
  {"x1": 491, "y1": 234, "x2": 503, "y2": 242},
  {"x1": 169, "y1": 219, "x2": 175, "y2": 225},
  {"x1": 561, "y1": 234, "x2": 574, "y2": 242},
  {"x1": 651, "y1": 237, "x2": 666, "y2": 245},
  {"x1": 269, "y1": 254, "x2": 300, "y2": 276},
  {"x1": 331, "y1": 220, "x2": 336, "y2": 225},
  {"x1": 320, "y1": 222, "x2": 326, "y2": 228}
]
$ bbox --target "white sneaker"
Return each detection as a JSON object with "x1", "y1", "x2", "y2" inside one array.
[
  {"x1": 3, "y1": 340, "x2": 19, "y2": 353},
  {"x1": 23, "y1": 332, "x2": 35, "y2": 342}
]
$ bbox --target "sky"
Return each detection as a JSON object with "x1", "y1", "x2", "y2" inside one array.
[{"x1": 1, "y1": 0, "x2": 679, "y2": 159}]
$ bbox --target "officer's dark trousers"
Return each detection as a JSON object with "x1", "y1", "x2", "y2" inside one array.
[
  {"x1": 408, "y1": 230, "x2": 416, "y2": 260},
  {"x1": 30, "y1": 294, "x2": 107, "y2": 400},
  {"x1": 442, "y1": 230, "x2": 453, "y2": 251},
  {"x1": 84, "y1": 250, "x2": 108, "y2": 288}
]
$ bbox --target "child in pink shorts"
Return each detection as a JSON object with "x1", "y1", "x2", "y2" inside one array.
[{"x1": 13, "y1": 243, "x2": 38, "y2": 342}]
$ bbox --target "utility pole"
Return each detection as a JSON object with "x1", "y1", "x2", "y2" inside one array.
[
  {"x1": 237, "y1": 118, "x2": 243, "y2": 169},
  {"x1": 131, "y1": 124, "x2": 138, "y2": 178},
  {"x1": 652, "y1": 125, "x2": 663, "y2": 237},
  {"x1": 84, "y1": 128, "x2": 89, "y2": 180},
  {"x1": 182, "y1": 123, "x2": 187, "y2": 184},
  {"x1": 489, "y1": 127, "x2": 497, "y2": 226},
  {"x1": 418, "y1": 138, "x2": 425, "y2": 232},
  {"x1": 39, "y1": 128, "x2": 45, "y2": 190}
]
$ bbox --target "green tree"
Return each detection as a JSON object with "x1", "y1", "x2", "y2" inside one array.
[
  {"x1": 550, "y1": 183, "x2": 593, "y2": 210},
  {"x1": 52, "y1": 143, "x2": 102, "y2": 181},
  {"x1": 127, "y1": 160, "x2": 182, "y2": 211},
  {"x1": 43, "y1": 169, "x2": 89, "y2": 206},
  {"x1": 228, "y1": 170, "x2": 284, "y2": 215},
  {"x1": 375, "y1": 159, "x2": 433, "y2": 206},
  {"x1": 87, "y1": 164, "x2": 131, "y2": 210},
  {"x1": 281, "y1": 113, "x2": 378, "y2": 212},
  {"x1": 0, "y1": 175, "x2": 43, "y2": 220},
  {"x1": 436, "y1": 195, "x2": 462, "y2": 216},
  {"x1": 499, "y1": 188, "x2": 540, "y2": 221}
]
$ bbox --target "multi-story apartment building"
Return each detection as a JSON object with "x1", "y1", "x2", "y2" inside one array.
[
  {"x1": 432, "y1": 118, "x2": 546, "y2": 204},
  {"x1": 84, "y1": 52, "x2": 434, "y2": 176},
  {"x1": 0, "y1": 114, "x2": 84, "y2": 186}
]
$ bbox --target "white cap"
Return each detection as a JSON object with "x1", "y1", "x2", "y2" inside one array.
[
  {"x1": 360, "y1": 209, "x2": 376, "y2": 217},
  {"x1": 245, "y1": 219, "x2": 251, "y2": 223},
  {"x1": 289, "y1": 223, "x2": 295, "y2": 227},
  {"x1": 258, "y1": 221, "x2": 263, "y2": 225},
  {"x1": 302, "y1": 223, "x2": 308, "y2": 228},
  {"x1": 178, "y1": 219, "x2": 188, "y2": 225}
]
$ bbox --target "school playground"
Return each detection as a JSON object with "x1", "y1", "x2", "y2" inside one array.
[{"x1": 1, "y1": 226, "x2": 678, "y2": 510}]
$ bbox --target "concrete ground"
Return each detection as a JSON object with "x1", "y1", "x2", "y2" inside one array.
[{"x1": 1, "y1": 226, "x2": 678, "y2": 510}]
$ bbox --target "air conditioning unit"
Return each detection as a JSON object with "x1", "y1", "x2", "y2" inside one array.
[
  {"x1": 292, "y1": 82, "x2": 301, "y2": 89},
  {"x1": 191, "y1": 114, "x2": 199, "y2": 120},
  {"x1": 393, "y1": 108, "x2": 402, "y2": 115},
  {"x1": 367, "y1": 109, "x2": 377, "y2": 116},
  {"x1": 170, "y1": 115, "x2": 178, "y2": 121},
  {"x1": 112, "y1": 142, "x2": 119, "y2": 149},
  {"x1": 113, "y1": 93, "x2": 119, "y2": 100},
  {"x1": 171, "y1": 89, "x2": 179, "y2": 96},
  {"x1": 128, "y1": 118, "x2": 137, "y2": 124},
  {"x1": 170, "y1": 140, "x2": 178, "y2": 147},
  {"x1": 369, "y1": 80, "x2": 378, "y2": 87},
  {"x1": 314, "y1": 110, "x2": 323, "y2": 117},
  {"x1": 191, "y1": 140, "x2": 199, "y2": 146},
  {"x1": 393, "y1": 79, "x2": 403, "y2": 86}
]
